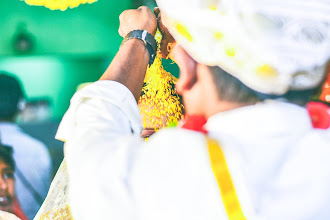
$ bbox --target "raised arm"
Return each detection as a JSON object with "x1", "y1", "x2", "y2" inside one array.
[{"x1": 99, "y1": 6, "x2": 157, "y2": 102}]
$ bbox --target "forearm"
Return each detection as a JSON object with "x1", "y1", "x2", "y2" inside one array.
[{"x1": 99, "y1": 39, "x2": 149, "y2": 102}]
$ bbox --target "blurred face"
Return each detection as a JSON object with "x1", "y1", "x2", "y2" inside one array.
[{"x1": 0, "y1": 160, "x2": 14, "y2": 213}]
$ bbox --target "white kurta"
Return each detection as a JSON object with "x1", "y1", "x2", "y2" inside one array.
[{"x1": 57, "y1": 81, "x2": 330, "y2": 220}]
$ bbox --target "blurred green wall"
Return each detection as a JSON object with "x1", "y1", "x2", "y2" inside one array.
[
  {"x1": 0, "y1": 1, "x2": 131, "y2": 55},
  {"x1": 0, "y1": 0, "x2": 132, "y2": 120},
  {"x1": 0, "y1": 55, "x2": 109, "y2": 119}
]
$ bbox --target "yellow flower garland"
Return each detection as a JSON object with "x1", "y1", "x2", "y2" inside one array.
[
  {"x1": 139, "y1": 30, "x2": 183, "y2": 129},
  {"x1": 22, "y1": 0, "x2": 97, "y2": 10}
]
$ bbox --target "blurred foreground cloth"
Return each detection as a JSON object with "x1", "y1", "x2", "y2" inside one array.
[{"x1": 0, "y1": 210, "x2": 21, "y2": 220}]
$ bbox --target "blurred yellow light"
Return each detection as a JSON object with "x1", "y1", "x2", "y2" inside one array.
[{"x1": 22, "y1": 0, "x2": 97, "y2": 10}]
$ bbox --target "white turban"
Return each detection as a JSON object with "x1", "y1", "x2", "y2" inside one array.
[{"x1": 156, "y1": 0, "x2": 330, "y2": 95}]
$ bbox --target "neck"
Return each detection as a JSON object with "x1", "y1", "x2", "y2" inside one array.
[{"x1": 198, "y1": 65, "x2": 256, "y2": 118}]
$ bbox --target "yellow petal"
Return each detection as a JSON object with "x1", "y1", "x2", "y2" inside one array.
[
  {"x1": 256, "y1": 64, "x2": 278, "y2": 78},
  {"x1": 175, "y1": 22, "x2": 193, "y2": 42},
  {"x1": 215, "y1": 31, "x2": 224, "y2": 41},
  {"x1": 225, "y1": 48, "x2": 235, "y2": 57}
]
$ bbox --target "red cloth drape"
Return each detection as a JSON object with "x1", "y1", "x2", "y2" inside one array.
[{"x1": 13, "y1": 197, "x2": 28, "y2": 220}]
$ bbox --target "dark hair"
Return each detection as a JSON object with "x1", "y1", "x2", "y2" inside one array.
[
  {"x1": 0, "y1": 142, "x2": 15, "y2": 171},
  {"x1": 0, "y1": 72, "x2": 25, "y2": 120},
  {"x1": 254, "y1": 88, "x2": 321, "y2": 106},
  {"x1": 209, "y1": 66, "x2": 322, "y2": 105},
  {"x1": 209, "y1": 66, "x2": 261, "y2": 104}
]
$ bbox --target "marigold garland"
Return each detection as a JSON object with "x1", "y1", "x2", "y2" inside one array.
[
  {"x1": 139, "y1": 30, "x2": 184, "y2": 129},
  {"x1": 22, "y1": 0, "x2": 97, "y2": 11}
]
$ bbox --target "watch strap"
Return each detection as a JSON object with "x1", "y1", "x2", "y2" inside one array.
[{"x1": 122, "y1": 30, "x2": 157, "y2": 65}]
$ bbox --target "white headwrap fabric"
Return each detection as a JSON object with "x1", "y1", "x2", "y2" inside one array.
[{"x1": 156, "y1": 0, "x2": 330, "y2": 95}]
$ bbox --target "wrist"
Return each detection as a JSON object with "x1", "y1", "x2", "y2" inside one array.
[
  {"x1": 122, "y1": 30, "x2": 157, "y2": 66},
  {"x1": 146, "y1": 26, "x2": 157, "y2": 37},
  {"x1": 123, "y1": 38, "x2": 150, "y2": 62}
]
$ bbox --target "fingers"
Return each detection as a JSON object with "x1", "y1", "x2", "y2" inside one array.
[
  {"x1": 118, "y1": 27, "x2": 124, "y2": 38},
  {"x1": 154, "y1": 7, "x2": 160, "y2": 16},
  {"x1": 154, "y1": 8, "x2": 177, "y2": 59},
  {"x1": 138, "y1": 5, "x2": 150, "y2": 11},
  {"x1": 118, "y1": 9, "x2": 130, "y2": 37},
  {"x1": 118, "y1": 6, "x2": 157, "y2": 37}
]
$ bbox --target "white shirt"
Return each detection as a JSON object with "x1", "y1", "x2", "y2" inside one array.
[
  {"x1": 0, "y1": 122, "x2": 52, "y2": 220},
  {"x1": 57, "y1": 81, "x2": 330, "y2": 220},
  {"x1": 0, "y1": 210, "x2": 21, "y2": 220}
]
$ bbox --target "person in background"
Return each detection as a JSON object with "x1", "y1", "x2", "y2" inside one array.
[
  {"x1": 0, "y1": 142, "x2": 15, "y2": 214},
  {"x1": 0, "y1": 73, "x2": 52, "y2": 219},
  {"x1": 0, "y1": 141, "x2": 28, "y2": 220},
  {"x1": 56, "y1": 1, "x2": 330, "y2": 219}
]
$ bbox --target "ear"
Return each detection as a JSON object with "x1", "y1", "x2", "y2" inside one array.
[{"x1": 172, "y1": 46, "x2": 197, "y2": 94}]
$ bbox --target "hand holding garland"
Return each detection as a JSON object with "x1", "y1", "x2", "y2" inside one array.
[{"x1": 154, "y1": 7, "x2": 177, "y2": 59}]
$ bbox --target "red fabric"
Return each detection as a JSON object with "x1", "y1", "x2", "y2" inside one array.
[
  {"x1": 320, "y1": 70, "x2": 330, "y2": 103},
  {"x1": 307, "y1": 102, "x2": 330, "y2": 129},
  {"x1": 180, "y1": 115, "x2": 208, "y2": 134},
  {"x1": 13, "y1": 197, "x2": 28, "y2": 220}
]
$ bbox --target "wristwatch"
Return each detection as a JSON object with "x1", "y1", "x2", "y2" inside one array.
[{"x1": 122, "y1": 30, "x2": 157, "y2": 66}]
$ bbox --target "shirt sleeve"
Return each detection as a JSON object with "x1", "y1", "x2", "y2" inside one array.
[
  {"x1": 56, "y1": 80, "x2": 142, "y2": 142},
  {"x1": 55, "y1": 80, "x2": 143, "y2": 220}
]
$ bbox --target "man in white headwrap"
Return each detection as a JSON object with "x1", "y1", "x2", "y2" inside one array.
[{"x1": 56, "y1": 1, "x2": 330, "y2": 219}]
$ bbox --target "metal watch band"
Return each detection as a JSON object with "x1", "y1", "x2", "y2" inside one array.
[{"x1": 122, "y1": 30, "x2": 157, "y2": 66}]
